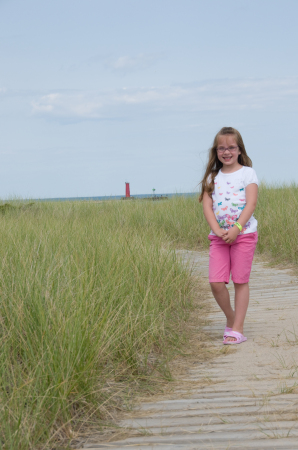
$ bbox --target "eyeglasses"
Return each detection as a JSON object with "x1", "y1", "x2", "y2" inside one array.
[{"x1": 217, "y1": 146, "x2": 239, "y2": 153}]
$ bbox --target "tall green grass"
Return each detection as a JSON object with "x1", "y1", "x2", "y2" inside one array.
[
  {"x1": 0, "y1": 186, "x2": 296, "y2": 449},
  {"x1": 256, "y1": 183, "x2": 298, "y2": 264},
  {"x1": 0, "y1": 199, "x2": 205, "y2": 449}
]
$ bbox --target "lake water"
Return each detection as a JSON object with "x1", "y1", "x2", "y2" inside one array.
[{"x1": 38, "y1": 192, "x2": 199, "y2": 202}]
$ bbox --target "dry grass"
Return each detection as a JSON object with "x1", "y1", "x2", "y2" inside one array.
[{"x1": 0, "y1": 199, "x2": 211, "y2": 450}]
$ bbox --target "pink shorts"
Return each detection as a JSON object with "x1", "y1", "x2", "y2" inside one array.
[{"x1": 208, "y1": 232, "x2": 258, "y2": 284}]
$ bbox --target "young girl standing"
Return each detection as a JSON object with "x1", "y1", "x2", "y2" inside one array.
[{"x1": 199, "y1": 127, "x2": 258, "y2": 344}]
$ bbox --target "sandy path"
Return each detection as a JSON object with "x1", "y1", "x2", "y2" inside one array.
[{"x1": 80, "y1": 251, "x2": 298, "y2": 449}]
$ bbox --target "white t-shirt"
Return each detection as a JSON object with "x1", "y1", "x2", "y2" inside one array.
[{"x1": 209, "y1": 166, "x2": 258, "y2": 235}]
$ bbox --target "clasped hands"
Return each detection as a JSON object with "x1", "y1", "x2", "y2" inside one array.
[{"x1": 216, "y1": 225, "x2": 240, "y2": 244}]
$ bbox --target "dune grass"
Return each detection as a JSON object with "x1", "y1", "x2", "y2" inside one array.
[
  {"x1": 0, "y1": 185, "x2": 296, "y2": 449},
  {"x1": 255, "y1": 183, "x2": 298, "y2": 265},
  {"x1": 0, "y1": 199, "x2": 208, "y2": 450}
]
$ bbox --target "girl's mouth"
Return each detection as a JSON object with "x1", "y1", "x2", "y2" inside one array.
[{"x1": 223, "y1": 156, "x2": 232, "y2": 161}]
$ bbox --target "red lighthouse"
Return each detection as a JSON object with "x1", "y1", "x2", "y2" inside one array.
[{"x1": 125, "y1": 182, "x2": 130, "y2": 198}]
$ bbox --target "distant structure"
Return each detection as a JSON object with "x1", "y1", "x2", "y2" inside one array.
[
  {"x1": 121, "y1": 182, "x2": 168, "y2": 201},
  {"x1": 125, "y1": 182, "x2": 130, "y2": 198},
  {"x1": 122, "y1": 182, "x2": 134, "y2": 200},
  {"x1": 150, "y1": 187, "x2": 167, "y2": 201}
]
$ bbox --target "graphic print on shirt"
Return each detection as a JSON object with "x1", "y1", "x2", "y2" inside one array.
[{"x1": 209, "y1": 167, "x2": 258, "y2": 235}]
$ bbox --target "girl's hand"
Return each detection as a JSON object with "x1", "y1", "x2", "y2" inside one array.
[
  {"x1": 222, "y1": 226, "x2": 240, "y2": 244},
  {"x1": 202, "y1": 192, "x2": 229, "y2": 239},
  {"x1": 215, "y1": 228, "x2": 228, "y2": 239}
]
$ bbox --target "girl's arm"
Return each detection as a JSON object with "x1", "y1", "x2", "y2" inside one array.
[
  {"x1": 222, "y1": 183, "x2": 258, "y2": 244},
  {"x1": 237, "y1": 183, "x2": 258, "y2": 229},
  {"x1": 202, "y1": 192, "x2": 228, "y2": 238}
]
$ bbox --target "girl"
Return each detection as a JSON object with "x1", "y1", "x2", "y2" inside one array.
[{"x1": 199, "y1": 127, "x2": 258, "y2": 345}]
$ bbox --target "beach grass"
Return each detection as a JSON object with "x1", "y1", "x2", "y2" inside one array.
[
  {"x1": 0, "y1": 199, "x2": 207, "y2": 449},
  {"x1": 255, "y1": 183, "x2": 298, "y2": 265},
  {"x1": 0, "y1": 185, "x2": 296, "y2": 449}
]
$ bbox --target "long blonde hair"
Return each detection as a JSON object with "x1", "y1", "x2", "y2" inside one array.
[{"x1": 199, "y1": 127, "x2": 252, "y2": 202}]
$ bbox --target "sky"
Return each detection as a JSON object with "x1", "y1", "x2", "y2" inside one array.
[{"x1": 0, "y1": 0, "x2": 298, "y2": 199}]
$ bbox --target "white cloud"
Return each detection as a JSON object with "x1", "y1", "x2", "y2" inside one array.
[
  {"x1": 105, "y1": 52, "x2": 165, "y2": 72},
  {"x1": 32, "y1": 92, "x2": 104, "y2": 118},
  {"x1": 31, "y1": 77, "x2": 298, "y2": 120}
]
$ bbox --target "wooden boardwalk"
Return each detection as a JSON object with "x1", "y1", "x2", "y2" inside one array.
[{"x1": 80, "y1": 251, "x2": 298, "y2": 449}]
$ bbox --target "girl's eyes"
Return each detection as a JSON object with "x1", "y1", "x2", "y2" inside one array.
[{"x1": 217, "y1": 146, "x2": 238, "y2": 153}]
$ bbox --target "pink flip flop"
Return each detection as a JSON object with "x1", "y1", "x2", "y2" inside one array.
[
  {"x1": 223, "y1": 326, "x2": 232, "y2": 340},
  {"x1": 223, "y1": 331, "x2": 247, "y2": 345}
]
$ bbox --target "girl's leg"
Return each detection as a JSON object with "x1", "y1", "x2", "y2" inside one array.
[
  {"x1": 225, "y1": 233, "x2": 258, "y2": 342},
  {"x1": 224, "y1": 282, "x2": 249, "y2": 342},
  {"x1": 233, "y1": 282, "x2": 249, "y2": 333},
  {"x1": 210, "y1": 282, "x2": 235, "y2": 328},
  {"x1": 208, "y1": 235, "x2": 233, "y2": 329}
]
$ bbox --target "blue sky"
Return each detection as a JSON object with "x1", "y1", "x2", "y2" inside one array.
[{"x1": 1, "y1": 0, "x2": 298, "y2": 198}]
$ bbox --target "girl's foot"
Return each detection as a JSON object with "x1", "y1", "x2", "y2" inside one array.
[
  {"x1": 223, "y1": 326, "x2": 232, "y2": 339},
  {"x1": 223, "y1": 331, "x2": 247, "y2": 345},
  {"x1": 224, "y1": 328, "x2": 244, "y2": 343},
  {"x1": 224, "y1": 315, "x2": 235, "y2": 337}
]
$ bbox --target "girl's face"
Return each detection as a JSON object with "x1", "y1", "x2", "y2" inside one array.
[{"x1": 216, "y1": 135, "x2": 241, "y2": 171}]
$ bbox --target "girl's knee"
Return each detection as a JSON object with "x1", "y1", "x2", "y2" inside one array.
[
  {"x1": 234, "y1": 282, "x2": 249, "y2": 288},
  {"x1": 210, "y1": 282, "x2": 226, "y2": 294}
]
